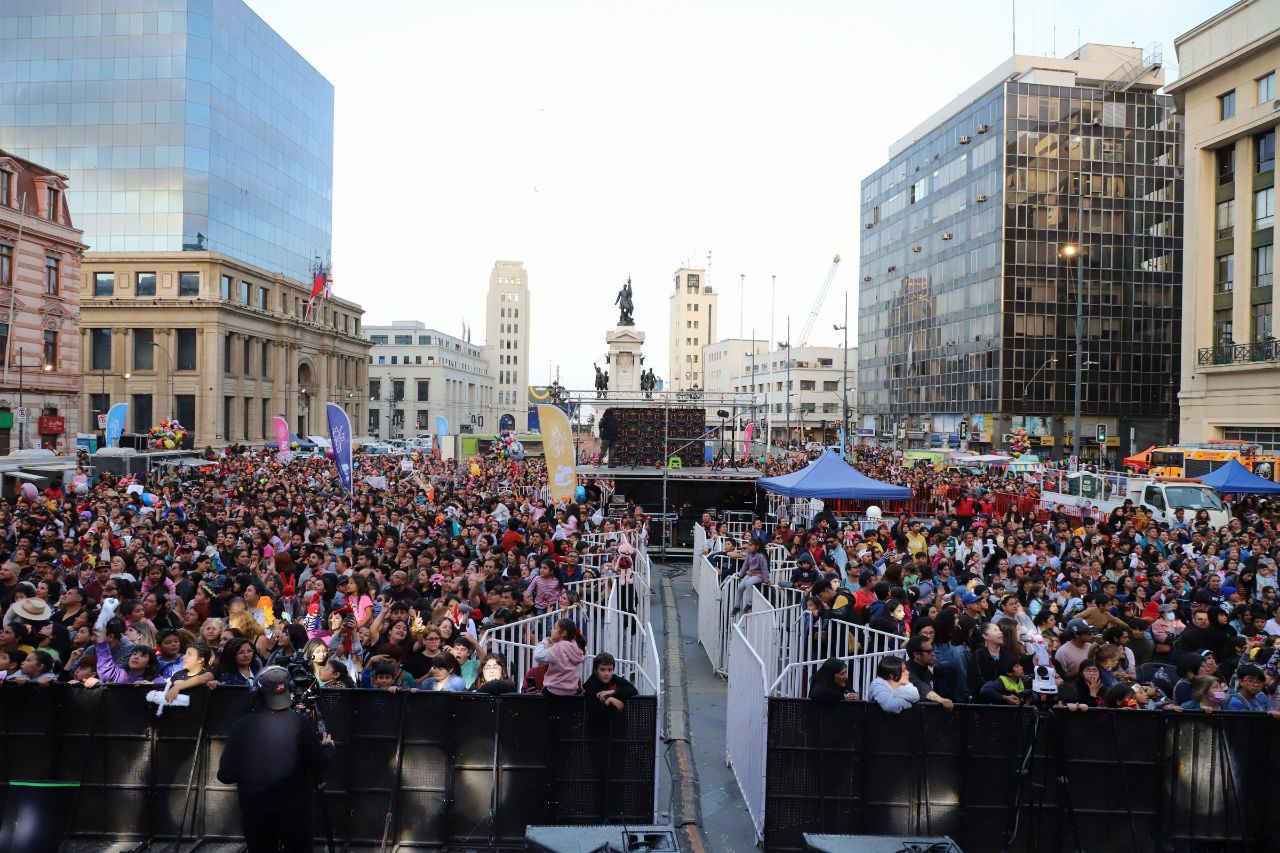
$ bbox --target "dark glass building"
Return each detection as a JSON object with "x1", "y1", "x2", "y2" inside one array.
[
  {"x1": 857, "y1": 45, "x2": 1182, "y2": 459},
  {"x1": 0, "y1": 0, "x2": 333, "y2": 282}
]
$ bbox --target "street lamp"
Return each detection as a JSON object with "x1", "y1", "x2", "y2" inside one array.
[
  {"x1": 150, "y1": 341, "x2": 175, "y2": 423},
  {"x1": 13, "y1": 347, "x2": 53, "y2": 450},
  {"x1": 1059, "y1": 239, "x2": 1085, "y2": 459},
  {"x1": 833, "y1": 290, "x2": 850, "y2": 459},
  {"x1": 1022, "y1": 356, "x2": 1056, "y2": 455}
]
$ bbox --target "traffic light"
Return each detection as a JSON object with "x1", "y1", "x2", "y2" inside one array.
[
  {"x1": 1096, "y1": 424, "x2": 1107, "y2": 444},
  {"x1": 956, "y1": 420, "x2": 967, "y2": 437}
]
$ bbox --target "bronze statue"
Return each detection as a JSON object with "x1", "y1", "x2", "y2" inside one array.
[
  {"x1": 594, "y1": 362, "x2": 609, "y2": 399},
  {"x1": 614, "y1": 277, "x2": 635, "y2": 326}
]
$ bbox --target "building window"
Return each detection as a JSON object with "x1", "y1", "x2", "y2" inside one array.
[
  {"x1": 0, "y1": 322, "x2": 8, "y2": 359},
  {"x1": 800, "y1": 380, "x2": 815, "y2": 390},
  {"x1": 239, "y1": 281, "x2": 250, "y2": 304},
  {"x1": 93, "y1": 272, "x2": 114, "y2": 297},
  {"x1": 1218, "y1": 147, "x2": 1235, "y2": 186},
  {"x1": 178, "y1": 272, "x2": 199, "y2": 297},
  {"x1": 220, "y1": 274, "x2": 231, "y2": 301},
  {"x1": 134, "y1": 329, "x2": 154, "y2": 370},
  {"x1": 90, "y1": 329, "x2": 111, "y2": 370},
  {"x1": 1214, "y1": 309, "x2": 1233, "y2": 346},
  {"x1": 417, "y1": 410, "x2": 430, "y2": 430},
  {"x1": 1259, "y1": 72, "x2": 1276, "y2": 104},
  {"x1": 242, "y1": 338, "x2": 251, "y2": 374},
  {"x1": 369, "y1": 335, "x2": 388, "y2": 345},
  {"x1": 243, "y1": 397, "x2": 251, "y2": 440},
  {"x1": 390, "y1": 356, "x2": 398, "y2": 365},
  {"x1": 1220, "y1": 90, "x2": 1236, "y2": 120},
  {"x1": 1217, "y1": 199, "x2": 1235, "y2": 240},
  {"x1": 175, "y1": 396, "x2": 195, "y2": 438},
  {"x1": 45, "y1": 256, "x2": 59, "y2": 295},
  {"x1": 418, "y1": 335, "x2": 430, "y2": 345},
  {"x1": 1252, "y1": 301, "x2": 1273, "y2": 343},
  {"x1": 176, "y1": 329, "x2": 197, "y2": 370},
  {"x1": 42, "y1": 329, "x2": 58, "y2": 369},
  {"x1": 223, "y1": 397, "x2": 234, "y2": 440},
  {"x1": 369, "y1": 409, "x2": 380, "y2": 432},
  {"x1": 417, "y1": 379, "x2": 430, "y2": 401},
  {"x1": 136, "y1": 272, "x2": 156, "y2": 297},
  {"x1": 1255, "y1": 244, "x2": 1274, "y2": 289},
  {"x1": 0, "y1": 170, "x2": 9, "y2": 207},
  {"x1": 392, "y1": 380, "x2": 405, "y2": 401},
  {"x1": 1258, "y1": 130, "x2": 1276, "y2": 173},
  {"x1": 133, "y1": 394, "x2": 153, "y2": 434},
  {"x1": 394, "y1": 335, "x2": 412, "y2": 345},
  {"x1": 0, "y1": 244, "x2": 11, "y2": 287},
  {"x1": 369, "y1": 380, "x2": 381, "y2": 401},
  {"x1": 258, "y1": 286, "x2": 268, "y2": 310},
  {"x1": 46, "y1": 187, "x2": 59, "y2": 221},
  {"x1": 224, "y1": 334, "x2": 234, "y2": 373},
  {"x1": 1216, "y1": 254, "x2": 1234, "y2": 293},
  {"x1": 261, "y1": 341, "x2": 270, "y2": 377},
  {"x1": 1256, "y1": 187, "x2": 1275, "y2": 230}
]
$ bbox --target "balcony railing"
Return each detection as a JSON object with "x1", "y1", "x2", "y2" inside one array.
[{"x1": 1198, "y1": 340, "x2": 1280, "y2": 365}]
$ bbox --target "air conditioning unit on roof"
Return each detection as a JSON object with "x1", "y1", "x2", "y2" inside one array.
[
  {"x1": 977, "y1": 124, "x2": 990, "y2": 133},
  {"x1": 976, "y1": 194, "x2": 989, "y2": 202},
  {"x1": 959, "y1": 135, "x2": 972, "y2": 144}
]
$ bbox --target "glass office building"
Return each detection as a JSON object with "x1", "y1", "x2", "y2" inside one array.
[
  {"x1": 858, "y1": 47, "x2": 1182, "y2": 458},
  {"x1": 0, "y1": 0, "x2": 333, "y2": 281}
]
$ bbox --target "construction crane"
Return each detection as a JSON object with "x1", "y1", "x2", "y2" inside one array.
[{"x1": 795, "y1": 254, "x2": 841, "y2": 348}]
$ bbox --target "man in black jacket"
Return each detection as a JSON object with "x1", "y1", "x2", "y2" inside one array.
[{"x1": 217, "y1": 666, "x2": 333, "y2": 852}]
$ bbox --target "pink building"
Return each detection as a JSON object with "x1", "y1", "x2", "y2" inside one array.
[{"x1": 0, "y1": 151, "x2": 84, "y2": 453}]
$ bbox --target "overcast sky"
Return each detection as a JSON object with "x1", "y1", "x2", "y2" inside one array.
[{"x1": 248, "y1": 0, "x2": 1223, "y2": 391}]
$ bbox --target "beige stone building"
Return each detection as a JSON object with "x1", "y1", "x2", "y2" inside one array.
[
  {"x1": 79, "y1": 252, "x2": 368, "y2": 447},
  {"x1": 483, "y1": 260, "x2": 531, "y2": 431},
  {"x1": 668, "y1": 268, "x2": 716, "y2": 390},
  {"x1": 0, "y1": 151, "x2": 85, "y2": 453},
  {"x1": 1171, "y1": 0, "x2": 1280, "y2": 451}
]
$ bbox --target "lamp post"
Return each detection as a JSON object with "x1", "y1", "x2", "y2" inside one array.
[
  {"x1": 1022, "y1": 356, "x2": 1056, "y2": 456},
  {"x1": 150, "y1": 341, "x2": 175, "y2": 423},
  {"x1": 1059, "y1": 238, "x2": 1083, "y2": 459},
  {"x1": 834, "y1": 291, "x2": 849, "y2": 459},
  {"x1": 14, "y1": 346, "x2": 53, "y2": 450}
]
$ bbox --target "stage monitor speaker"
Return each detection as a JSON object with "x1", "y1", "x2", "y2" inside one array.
[
  {"x1": 525, "y1": 824, "x2": 679, "y2": 852},
  {"x1": 803, "y1": 835, "x2": 962, "y2": 853}
]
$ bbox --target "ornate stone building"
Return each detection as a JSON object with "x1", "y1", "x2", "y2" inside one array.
[
  {"x1": 79, "y1": 252, "x2": 367, "y2": 446},
  {"x1": 0, "y1": 151, "x2": 85, "y2": 453}
]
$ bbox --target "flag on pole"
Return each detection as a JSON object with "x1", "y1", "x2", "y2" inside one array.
[{"x1": 326, "y1": 402, "x2": 353, "y2": 493}]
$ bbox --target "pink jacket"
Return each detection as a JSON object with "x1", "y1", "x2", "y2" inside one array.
[{"x1": 535, "y1": 638, "x2": 584, "y2": 695}]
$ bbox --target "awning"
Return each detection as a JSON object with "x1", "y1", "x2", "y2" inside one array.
[
  {"x1": 289, "y1": 434, "x2": 318, "y2": 448},
  {"x1": 758, "y1": 448, "x2": 912, "y2": 500},
  {"x1": 1195, "y1": 459, "x2": 1280, "y2": 494}
]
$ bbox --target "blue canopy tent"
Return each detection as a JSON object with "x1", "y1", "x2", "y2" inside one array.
[
  {"x1": 1195, "y1": 459, "x2": 1280, "y2": 494},
  {"x1": 758, "y1": 449, "x2": 912, "y2": 500},
  {"x1": 289, "y1": 434, "x2": 318, "y2": 448}
]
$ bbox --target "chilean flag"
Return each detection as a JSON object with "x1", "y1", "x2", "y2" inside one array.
[{"x1": 309, "y1": 269, "x2": 327, "y2": 300}]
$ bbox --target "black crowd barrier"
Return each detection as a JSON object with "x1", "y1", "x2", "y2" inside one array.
[
  {"x1": 764, "y1": 700, "x2": 1279, "y2": 852},
  {"x1": 0, "y1": 684, "x2": 657, "y2": 850}
]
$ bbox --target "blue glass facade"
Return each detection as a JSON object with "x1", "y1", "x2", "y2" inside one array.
[{"x1": 0, "y1": 0, "x2": 333, "y2": 281}]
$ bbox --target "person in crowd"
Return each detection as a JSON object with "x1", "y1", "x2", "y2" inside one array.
[
  {"x1": 1180, "y1": 675, "x2": 1227, "y2": 713},
  {"x1": 732, "y1": 540, "x2": 770, "y2": 615},
  {"x1": 533, "y1": 617, "x2": 586, "y2": 696},
  {"x1": 419, "y1": 652, "x2": 467, "y2": 692},
  {"x1": 583, "y1": 651, "x2": 638, "y2": 711},
  {"x1": 808, "y1": 656, "x2": 859, "y2": 702},
  {"x1": 472, "y1": 653, "x2": 517, "y2": 694},
  {"x1": 867, "y1": 656, "x2": 919, "y2": 714},
  {"x1": 905, "y1": 635, "x2": 955, "y2": 710},
  {"x1": 979, "y1": 656, "x2": 1028, "y2": 705}
]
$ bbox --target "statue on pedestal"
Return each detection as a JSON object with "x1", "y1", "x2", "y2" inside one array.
[
  {"x1": 593, "y1": 362, "x2": 609, "y2": 399},
  {"x1": 614, "y1": 277, "x2": 635, "y2": 326},
  {"x1": 640, "y1": 367, "x2": 657, "y2": 399}
]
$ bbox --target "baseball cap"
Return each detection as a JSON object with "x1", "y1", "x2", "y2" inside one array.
[
  {"x1": 960, "y1": 591, "x2": 981, "y2": 605},
  {"x1": 1067, "y1": 618, "x2": 1095, "y2": 635},
  {"x1": 256, "y1": 666, "x2": 292, "y2": 711}
]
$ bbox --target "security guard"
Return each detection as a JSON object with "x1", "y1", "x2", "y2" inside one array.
[{"x1": 216, "y1": 666, "x2": 333, "y2": 851}]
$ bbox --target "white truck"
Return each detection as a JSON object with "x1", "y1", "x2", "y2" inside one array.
[{"x1": 1039, "y1": 470, "x2": 1231, "y2": 528}]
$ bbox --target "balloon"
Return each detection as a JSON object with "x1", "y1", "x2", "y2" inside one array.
[
  {"x1": 20, "y1": 483, "x2": 37, "y2": 501},
  {"x1": 141, "y1": 493, "x2": 156, "y2": 506},
  {"x1": 325, "y1": 449, "x2": 335, "y2": 459},
  {"x1": 574, "y1": 485, "x2": 586, "y2": 502},
  {"x1": 510, "y1": 442, "x2": 526, "y2": 462},
  {"x1": 291, "y1": 441, "x2": 299, "y2": 450}
]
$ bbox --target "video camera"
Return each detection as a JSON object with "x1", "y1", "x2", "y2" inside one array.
[{"x1": 285, "y1": 651, "x2": 326, "y2": 735}]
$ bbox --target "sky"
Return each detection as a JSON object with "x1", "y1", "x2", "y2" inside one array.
[{"x1": 247, "y1": 0, "x2": 1226, "y2": 392}]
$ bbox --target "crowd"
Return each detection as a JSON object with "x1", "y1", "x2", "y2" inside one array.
[
  {"x1": 0, "y1": 446, "x2": 647, "y2": 717},
  {"x1": 708, "y1": 449, "x2": 1280, "y2": 717}
]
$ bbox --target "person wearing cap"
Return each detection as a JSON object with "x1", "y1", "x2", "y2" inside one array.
[
  {"x1": 217, "y1": 665, "x2": 334, "y2": 850},
  {"x1": 1054, "y1": 619, "x2": 1096, "y2": 679}
]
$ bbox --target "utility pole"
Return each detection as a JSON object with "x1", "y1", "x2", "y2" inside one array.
[
  {"x1": 841, "y1": 291, "x2": 849, "y2": 459},
  {"x1": 769, "y1": 275, "x2": 775, "y2": 452},
  {"x1": 1071, "y1": 190, "x2": 1085, "y2": 460},
  {"x1": 785, "y1": 316, "x2": 792, "y2": 450}
]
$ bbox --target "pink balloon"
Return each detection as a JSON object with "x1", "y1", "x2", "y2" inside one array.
[{"x1": 20, "y1": 483, "x2": 38, "y2": 501}]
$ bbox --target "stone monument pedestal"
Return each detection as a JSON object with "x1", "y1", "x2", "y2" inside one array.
[{"x1": 606, "y1": 327, "x2": 645, "y2": 394}]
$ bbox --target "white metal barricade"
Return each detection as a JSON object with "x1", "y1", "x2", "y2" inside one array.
[
  {"x1": 693, "y1": 555, "x2": 726, "y2": 673},
  {"x1": 726, "y1": 617, "x2": 769, "y2": 843}
]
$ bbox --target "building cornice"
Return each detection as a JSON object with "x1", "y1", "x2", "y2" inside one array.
[{"x1": 1167, "y1": 27, "x2": 1280, "y2": 95}]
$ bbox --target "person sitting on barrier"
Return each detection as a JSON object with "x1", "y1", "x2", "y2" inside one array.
[
  {"x1": 472, "y1": 653, "x2": 517, "y2": 694},
  {"x1": 528, "y1": 617, "x2": 583, "y2": 694},
  {"x1": 526, "y1": 560, "x2": 561, "y2": 615},
  {"x1": 730, "y1": 540, "x2": 770, "y2": 616},
  {"x1": 789, "y1": 556, "x2": 821, "y2": 593},
  {"x1": 867, "y1": 656, "x2": 919, "y2": 714},
  {"x1": 979, "y1": 655, "x2": 1027, "y2": 706},
  {"x1": 584, "y1": 651, "x2": 638, "y2": 712},
  {"x1": 905, "y1": 634, "x2": 955, "y2": 710}
]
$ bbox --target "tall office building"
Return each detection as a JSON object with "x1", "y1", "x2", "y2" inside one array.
[
  {"x1": 0, "y1": 0, "x2": 333, "y2": 281},
  {"x1": 484, "y1": 260, "x2": 530, "y2": 431},
  {"x1": 1170, "y1": 0, "x2": 1280, "y2": 451},
  {"x1": 668, "y1": 267, "x2": 716, "y2": 391},
  {"x1": 858, "y1": 45, "x2": 1182, "y2": 458}
]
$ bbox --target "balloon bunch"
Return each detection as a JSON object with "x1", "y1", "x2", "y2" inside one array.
[
  {"x1": 1009, "y1": 426, "x2": 1030, "y2": 457},
  {"x1": 492, "y1": 429, "x2": 525, "y2": 462},
  {"x1": 148, "y1": 419, "x2": 188, "y2": 450}
]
